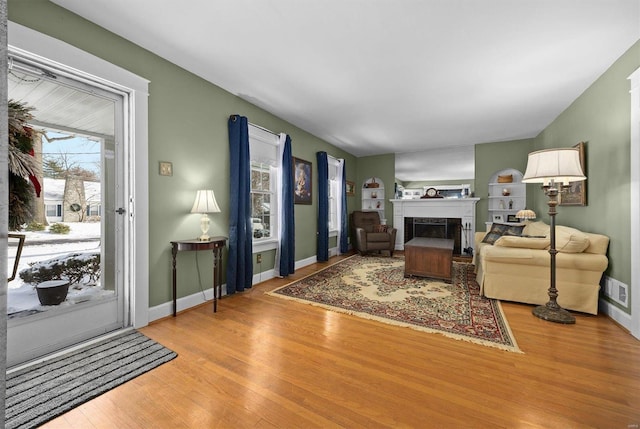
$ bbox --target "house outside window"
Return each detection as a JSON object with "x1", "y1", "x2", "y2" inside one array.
[{"x1": 249, "y1": 125, "x2": 279, "y2": 249}]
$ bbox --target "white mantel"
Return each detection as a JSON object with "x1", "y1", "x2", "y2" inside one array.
[{"x1": 390, "y1": 198, "x2": 480, "y2": 251}]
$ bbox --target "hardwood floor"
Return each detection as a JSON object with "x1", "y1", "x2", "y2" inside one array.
[{"x1": 43, "y1": 254, "x2": 640, "y2": 428}]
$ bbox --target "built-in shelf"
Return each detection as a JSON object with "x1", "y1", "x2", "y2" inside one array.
[
  {"x1": 487, "y1": 168, "x2": 526, "y2": 223},
  {"x1": 362, "y1": 177, "x2": 385, "y2": 221}
]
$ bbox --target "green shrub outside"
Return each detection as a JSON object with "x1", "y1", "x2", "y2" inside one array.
[
  {"x1": 19, "y1": 252, "x2": 101, "y2": 285},
  {"x1": 49, "y1": 223, "x2": 71, "y2": 234},
  {"x1": 25, "y1": 221, "x2": 46, "y2": 231}
]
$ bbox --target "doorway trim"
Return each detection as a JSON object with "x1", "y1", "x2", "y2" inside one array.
[
  {"x1": 8, "y1": 21, "x2": 150, "y2": 329},
  {"x1": 629, "y1": 67, "x2": 639, "y2": 339}
]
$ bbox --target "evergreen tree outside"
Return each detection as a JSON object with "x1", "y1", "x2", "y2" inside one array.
[{"x1": 8, "y1": 100, "x2": 39, "y2": 231}]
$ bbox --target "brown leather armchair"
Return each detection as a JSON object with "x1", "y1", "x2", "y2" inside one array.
[{"x1": 350, "y1": 211, "x2": 397, "y2": 256}]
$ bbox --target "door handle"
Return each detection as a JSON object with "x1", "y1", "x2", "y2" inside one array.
[{"x1": 116, "y1": 208, "x2": 126, "y2": 215}]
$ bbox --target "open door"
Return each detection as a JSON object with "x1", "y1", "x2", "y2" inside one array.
[{"x1": 7, "y1": 57, "x2": 127, "y2": 367}]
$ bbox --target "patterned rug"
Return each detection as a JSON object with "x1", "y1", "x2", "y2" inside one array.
[{"x1": 269, "y1": 255, "x2": 521, "y2": 353}]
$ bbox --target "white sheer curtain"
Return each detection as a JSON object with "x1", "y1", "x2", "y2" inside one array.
[
  {"x1": 274, "y1": 132, "x2": 287, "y2": 276},
  {"x1": 336, "y1": 159, "x2": 347, "y2": 255}
]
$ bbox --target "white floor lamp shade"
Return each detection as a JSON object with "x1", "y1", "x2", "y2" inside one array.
[
  {"x1": 522, "y1": 147, "x2": 586, "y2": 324},
  {"x1": 191, "y1": 190, "x2": 221, "y2": 241}
]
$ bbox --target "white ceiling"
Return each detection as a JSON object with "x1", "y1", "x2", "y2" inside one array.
[{"x1": 51, "y1": 0, "x2": 639, "y2": 175}]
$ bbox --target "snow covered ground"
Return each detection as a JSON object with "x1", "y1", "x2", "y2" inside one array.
[{"x1": 7, "y1": 222, "x2": 114, "y2": 317}]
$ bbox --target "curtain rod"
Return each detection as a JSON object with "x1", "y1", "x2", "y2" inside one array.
[
  {"x1": 249, "y1": 122, "x2": 279, "y2": 137},
  {"x1": 228, "y1": 115, "x2": 281, "y2": 137}
]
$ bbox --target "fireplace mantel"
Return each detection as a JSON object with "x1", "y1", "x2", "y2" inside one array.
[{"x1": 390, "y1": 198, "x2": 480, "y2": 251}]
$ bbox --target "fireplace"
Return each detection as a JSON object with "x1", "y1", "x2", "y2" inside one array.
[
  {"x1": 390, "y1": 197, "x2": 480, "y2": 254},
  {"x1": 404, "y1": 217, "x2": 462, "y2": 255}
]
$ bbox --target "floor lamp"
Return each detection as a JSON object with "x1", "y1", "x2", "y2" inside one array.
[{"x1": 522, "y1": 148, "x2": 586, "y2": 324}]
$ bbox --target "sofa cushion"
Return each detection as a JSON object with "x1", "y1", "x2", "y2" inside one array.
[
  {"x1": 368, "y1": 232, "x2": 391, "y2": 242},
  {"x1": 481, "y1": 223, "x2": 525, "y2": 245},
  {"x1": 494, "y1": 235, "x2": 551, "y2": 249},
  {"x1": 555, "y1": 226, "x2": 590, "y2": 253},
  {"x1": 522, "y1": 221, "x2": 550, "y2": 237},
  {"x1": 583, "y1": 233, "x2": 609, "y2": 255}
]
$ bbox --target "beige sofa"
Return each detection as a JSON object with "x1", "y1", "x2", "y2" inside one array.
[{"x1": 474, "y1": 221, "x2": 609, "y2": 315}]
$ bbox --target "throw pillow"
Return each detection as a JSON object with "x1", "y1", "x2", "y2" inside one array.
[
  {"x1": 555, "y1": 225, "x2": 590, "y2": 253},
  {"x1": 481, "y1": 223, "x2": 524, "y2": 245},
  {"x1": 522, "y1": 221, "x2": 550, "y2": 238},
  {"x1": 494, "y1": 236, "x2": 551, "y2": 249},
  {"x1": 503, "y1": 225, "x2": 525, "y2": 236},
  {"x1": 373, "y1": 224, "x2": 389, "y2": 233}
]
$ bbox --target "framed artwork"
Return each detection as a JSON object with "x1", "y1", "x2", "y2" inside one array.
[
  {"x1": 346, "y1": 180, "x2": 355, "y2": 196},
  {"x1": 492, "y1": 214, "x2": 504, "y2": 223},
  {"x1": 507, "y1": 214, "x2": 518, "y2": 223},
  {"x1": 559, "y1": 142, "x2": 587, "y2": 206},
  {"x1": 293, "y1": 157, "x2": 312, "y2": 204}
]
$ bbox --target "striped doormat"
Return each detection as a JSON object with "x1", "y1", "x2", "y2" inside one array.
[{"x1": 5, "y1": 330, "x2": 177, "y2": 429}]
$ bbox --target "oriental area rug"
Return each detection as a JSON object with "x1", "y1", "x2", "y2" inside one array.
[
  {"x1": 5, "y1": 330, "x2": 177, "y2": 429},
  {"x1": 269, "y1": 255, "x2": 521, "y2": 353}
]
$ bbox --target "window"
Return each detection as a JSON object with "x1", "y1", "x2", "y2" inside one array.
[
  {"x1": 327, "y1": 156, "x2": 344, "y2": 235},
  {"x1": 328, "y1": 158, "x2": 339, "y2": 232},
  {"x1": 46, "y1": 204, "x2": 62, "y2": 217},
  {"x1": 250, "y1": 162, "x2": 273, "y2": 239},
  {"x1": 86, "y1": 204, "x2": 101, "y2": 217},
  {"x1": 249, "y1": 125, "x2": 279, "y2": 246}
]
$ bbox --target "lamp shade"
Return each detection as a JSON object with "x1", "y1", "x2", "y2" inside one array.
[
  {"x1": 191, "y1": 190, "x2": 221, "y2": 214},
  {"x1": 516, "y1": 209, "x2": 536, "y2": 220},
  {"x1": 522, "y1": 148, "x2": 586, "y2": 185}
]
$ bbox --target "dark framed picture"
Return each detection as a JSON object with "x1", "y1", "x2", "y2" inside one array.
[
  {"x1": 346, "y1": 180, "x2": 355, "y2": 196},
  {"x1": 293, "y1": 157, "x2": 312, "y2": 204},
  {"x1": 507, "y1": 214, "x2": 518, "y2": 223},
  {"x1": 559, "y1": 141, "x2": 587, "y2": 206}
]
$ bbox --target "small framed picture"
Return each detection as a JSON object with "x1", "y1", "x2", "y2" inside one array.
[
  {"x1": 293, "y1": 157, "x2": 312, "y2": 204},
  {"x1": 346, "y1": 180, "x2": 355, "y2": 196},
  {"x1": 493, "y1": 214, "x2": 504, "y2": 223},
  {"x1": 559, "y1": 141, "x2": 587, "y2": 206},
  {"x1": 507, "y1": 214, "x2": 518, "y2": 223}
]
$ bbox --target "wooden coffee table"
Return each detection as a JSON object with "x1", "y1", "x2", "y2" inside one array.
[{"x1": 404, "y1": 237, "x2": 454, "y2": 282}]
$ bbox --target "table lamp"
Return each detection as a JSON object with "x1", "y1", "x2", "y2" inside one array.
[
  {"x1": 191, "y1": 190, "x2": 221, "y2": 241},
  {"x1": 516, "y1": 209, "x2": 536, "y2": 221}
]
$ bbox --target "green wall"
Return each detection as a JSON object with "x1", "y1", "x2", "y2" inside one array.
[
  {"x1": 9, "y1": 0, "x2": 357, "y2": 306},
  {"x1": 474, "y1": 139, "x2": 534, "y2": 230},
  {"x1": 533, "y1": 40, "x2": 640, "y2": 312}
]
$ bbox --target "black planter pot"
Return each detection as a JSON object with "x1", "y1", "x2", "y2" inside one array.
[{"x1": 36, "y1": 280, "x2": 70, "y2": 306}]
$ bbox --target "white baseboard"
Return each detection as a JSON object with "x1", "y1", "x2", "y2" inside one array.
[
  {"x1": 148, "y1": 285, "x2": 222, "y2": 322},
  {"x1": 149, "y1": 253, "x2": 328, "y2": 322},
  {"x1": 599, "y1": 298, "x2": 633, "y2": 333}
]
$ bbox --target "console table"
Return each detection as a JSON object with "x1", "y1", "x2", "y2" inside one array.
[{"x1": 170, "y1": 237, "x2": 226, "y2": 316}]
